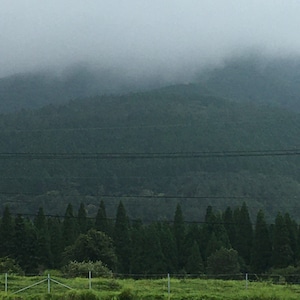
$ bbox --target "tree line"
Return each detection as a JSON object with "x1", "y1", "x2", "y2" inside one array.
[{"x1": 0, "y1": 201, "x2": 299, "y2": 276}]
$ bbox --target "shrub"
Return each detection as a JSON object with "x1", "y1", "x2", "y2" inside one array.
[
  {"x1": 66, "y1": 290, "x2": 98, "y2": 300},
  {"x1": 62, "y1": 260, "x2": 112, "y2": 278},
  {"x1": 118, "y1": 288, "x2": 136, "y2": 300},
  {"x1": 0, "y1": 257, "x2": 24, "y2": 275},
  {"x1": 206, "y1": 247, "x2": 240, "y2": 278}
]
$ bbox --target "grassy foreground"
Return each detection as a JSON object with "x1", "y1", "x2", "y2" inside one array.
[{"x1": 0, "y1": 275, "x2": 300, "y2": 299}]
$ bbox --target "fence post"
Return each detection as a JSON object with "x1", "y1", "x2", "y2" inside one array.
[
  {"x1": 167, "y1": 273, "x2": 170, "y2": 298},
  {"x1": 48, "y1": 274, "x2": 51, "y2": 294},
  {"x1": 5, "y1": 273, "x2": 8, "y2": 294},
  {"x1": 245, "y1": 273, "x2": 248, "y2": 289},
  {"x1": 89, "y1": 271, "x2": 92, "y2": 290}
]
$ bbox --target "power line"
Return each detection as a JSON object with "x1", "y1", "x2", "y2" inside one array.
[
  {"x1": 0, "y1": 192, "x2": 252, "y2": 199},
  {"x1": 0, "y1": 149, "x2": 300, "y2": 159},
  {"x1": 0, "y1": 116, "x2": 297, "y2": 133}
]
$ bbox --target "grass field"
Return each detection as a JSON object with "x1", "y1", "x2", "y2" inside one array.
[{"x1": 1, "y1": 275, "x2": 300, "y2": 299}]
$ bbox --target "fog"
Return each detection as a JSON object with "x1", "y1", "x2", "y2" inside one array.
[{"x1": 1, "y1": 0, "x2": 300, "y2": 80}]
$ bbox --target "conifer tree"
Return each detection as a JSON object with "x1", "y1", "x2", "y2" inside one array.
[
  {"x1": 202, "y1": 206, "x2": 217, "y2": 243},
  {"x1": 13, "y1": 215, "x2": 38, "y2": 273},
  {"x1": 185, "y1": 241, "x2": 204, "y2": 274},
  {"x1": 223, "y1": 206, "x2": 236, "y2": 247},
  {"x1": 183, "y1": 223, "x2": 201, "y2": 268},
  {"x1": 272, "y1": 212, "x2": 293, "y2": 268},
  {"x1": 173, "y1": 203, "x2": 185, "y2": 269},
  {"x1": 284, "y1": 213, "x2": 297, "y2": 265},
  {"x1": 234, "y1": 202, "x2": 253, "y2": 267},
  {"x1": 0, "y1": 206, "x2": 14, "y2": 257},
  {"x1": 130, "y1": 220, "x2": 145, "y2": 274},
  {"x1": 34, "y1": 207, "x2": 52, "y2": 269},
  {"x1": 48, "y1": 217, "x2": 64, "y2": 268},
  {"x1": 77, "y1": 202, "x2": 88, "y2": 234},
  {"x1": 202, "y1": 206, "x2": 230, "y2": 261},
  {"x1": 114, "y1": 201, "x2": 131, "y2": 274},
  {"x1": 142, "y1": 223, "x2": 166, "y2": 274},
  {"x1": 95, "y1": 200, "x2": 110, "y2": 235},
  {"x1": 251, "y1": 210, "x2": 271, "y2": 273},
  {"x1": 158, "y1": 222, "x2": 178, "y2": 273},
  {"x1": 62, "y1": 203, "x2": 78, "y2": 248}
]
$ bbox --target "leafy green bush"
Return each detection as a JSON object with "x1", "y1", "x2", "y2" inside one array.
[
  {"x1": 269, "y1": 265, "x2": 300, "y2": 284},
  {"x1": 43, "y1": 269, "x2": 63, "y2": 277},
  {"x1": 62, "y1": 260, "x2": 112, "y2": 278},
  {"x1": 101, "y1": 279, "x2": 121, "y2": 291},
  {"x1": 118, "y1": 288, "x2": 136, "y2": 300},
  {"x1": 0, "y1": 257, "x2": 24, "y2": 275},
  {"x1": 206, "y1": 248, "x2": 240, "y2": 277}
]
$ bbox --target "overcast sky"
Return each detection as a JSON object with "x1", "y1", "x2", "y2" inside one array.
[{"x1": 1, "y1": 0, "x2": 300, "y2": 78}]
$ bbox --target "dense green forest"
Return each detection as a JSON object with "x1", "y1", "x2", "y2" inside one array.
[
  {"x1": 1, "y1": 201, "x2": 300, "y2": 277},
  {"x1": 0, "y1": 55, "x2": 299, "y2": 222},
  {"x1": 0, "y1": 82, "x2": 299, "y2": 221}
]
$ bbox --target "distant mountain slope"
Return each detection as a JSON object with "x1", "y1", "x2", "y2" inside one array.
[
  {"x1": 1, "y1": 55, "x2": 300, "y2": 114},
  {"x1": 0, "y1": 64, "x2": 164, "y2": 113},
  {"x1": 198, "y1": 56, "x2": 300, "y2": 111},
  {"x1": 0, "y1": 83, "x2": 299, "y2": 221}
]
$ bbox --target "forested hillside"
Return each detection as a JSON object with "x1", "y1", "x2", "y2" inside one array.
[
  {"x1": 0, "y1": 64, "x2": 162, "y2": 113},
  {"x1": 1, "y1": 55, "x2": 300, "y2": 113},
  {"x1": 198, "y1": 56, "x2": 300, "y2": 112},
  {"x1": 0, "y1": 83, "x2": 299, "y2": 221}
]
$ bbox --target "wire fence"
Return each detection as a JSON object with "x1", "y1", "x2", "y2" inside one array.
[{"x1": 1, "y1": 271, "x2": 300, "y2": 295}]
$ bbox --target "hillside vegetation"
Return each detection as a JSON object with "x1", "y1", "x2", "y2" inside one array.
[{"x1": 0, "y1": 81, "x2": 299, "y2": 220}]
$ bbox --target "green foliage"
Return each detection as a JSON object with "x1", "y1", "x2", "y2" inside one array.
[
  {"x1": 251, "y1": 210, "x2": 272, "y2": 273},
  {"x1": 2, "y1": 276, "x2": 300, "y2": 299},
  {"x1": 118, "y1": 288, "x2": 136, "y2": 300},
  {"x1": 272, "y1": 213, "x2": 293, "y2": 268},
  {"x1": 63, "y1": 290, "x2": 99, "y2": 300},
  {"x1": 0, "y1": 78, "x2": 300, "y2": 223},
  {"x1": 64, "y1": 229, "x2": 116, "y2": 269},
  {"x1": 207, "y1": 247, "x2": 240, "y2": 276},
  {"x1": 234, "y1": 203, "x2": 253, "y2": 268},
  {"x1": 114, "y1": 202, "x2": 131, "y2": 274},
  {"x1": 0, "y1": 257, "x2": 24, "y2": 275},
  {"x1": 62, "y1": 261, "x2": 112, "y2": 278}
]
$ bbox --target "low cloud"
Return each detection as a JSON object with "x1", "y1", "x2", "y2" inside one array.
[{"x1": 1, "y1": 0, "x2": 300, "y2": 79}]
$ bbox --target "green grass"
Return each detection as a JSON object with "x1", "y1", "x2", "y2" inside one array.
[{"x1": 0, "y1": 275, "x2": 300, "y2": 299}]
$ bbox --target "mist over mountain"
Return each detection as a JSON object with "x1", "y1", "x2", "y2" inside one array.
[
  {"x1": 198, "y1": 55, "x2": 300, "y2": 112},
  {"x1": 1, "y1": 54, "x2": 300, "y2": 113},
  {"x1": 0, "y1": 64, "x2": 170, "y2": 113}
]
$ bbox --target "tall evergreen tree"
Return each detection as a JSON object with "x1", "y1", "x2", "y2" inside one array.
[
  {"x1": 62, "y1": 203, "x2": 78, "y2": 248},
  {"x1": 34, "y1": 207, "x2": 52, "y2": 269},
  {"x1": 48, "y1": 217, "x2": 64, "y2": 268},
  {"x1": 77, "y1": 202, "x2": 88, "y2": 234},
  {"x1": 251, "y1": 210, "x2": 272, "y2": 273},
  {"x1": 0, "y1": 206, "x2": 14, "y2": 257},
  {"x1": 223, "y1": 206, "x2": 236, "y2": 248},
  {"x1": 185, "y1": 241, "x2": 204, "y2": 274},
  {"x1": 13, "y1": 215, "x2": 38, "y2": 273},
  {"x1": 272, "y1": 212, "x2": 293, "y2": 268},
  {"x1": 173, "y1": 203, "x2": 185, "y2": 270},
  {"x1": 284, "y1": 213, "x2": 298, "y2": 265},
  {"x1": 95, "y1": 200, "x2": 110, "y2": 235},
  {"x1": 130, "y1": 220, "x2": 145, "y2": 274},
  {"x1": 183, "y1": 223, "x2": 201, "y2": 268},
  {"x1": 114, "y1": 201, "x2": 131, "y2": 274},
  {"x1": 234, "y1": 202, "x2": 253, "y2": 267},
  {"x1": 202, "y1": 206, "x2": 230, "y2": 262},
  {"x1": 142, "y1": 224, "x2": 166, "y2": 274}
]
